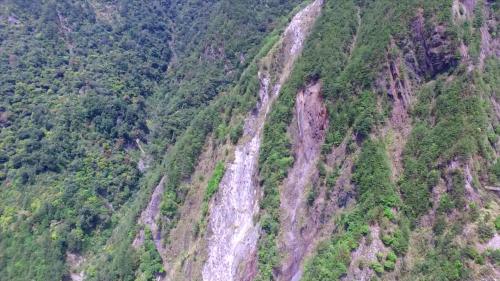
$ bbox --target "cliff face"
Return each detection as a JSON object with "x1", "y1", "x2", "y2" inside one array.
[{"x1": 278, "y1": 81, "x2": 327, "y2": 281}]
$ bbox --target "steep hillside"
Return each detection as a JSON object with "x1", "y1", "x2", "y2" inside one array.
[
  {"x1": 0, "y1": 0, "x2": 301, "y2": 280},
  {"x1": 0, "y1": 0, "x2": 499, "y2": 280},
  {"x1": 280, "y1": 0, "x2": 500, "y2": 280}
]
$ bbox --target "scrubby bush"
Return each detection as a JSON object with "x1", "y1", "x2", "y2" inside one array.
[
  {"x1": 383, "y1": 260, "x2": 395, "y2": 271},
  {"x1": 371, "y1": 262, "x2": 384, "y2": 274},
  {"x1": 477, "y1": 221, "x2": 494, "y2": 242}
]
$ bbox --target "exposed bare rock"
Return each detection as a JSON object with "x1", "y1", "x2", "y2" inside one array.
[
  {"x1": 263, "y1": 0, "x2": 325, "y2": 85},
  {"x1": 137, "y1": 158, "x2": 148, "y2": 173},
  {"x1": 202, "y1": 1, "x2": 324, "y2": 280},
  {"x1": 422, "y1": 178, "x2": 449, "y2": 227},
  {"x1": 453, "y1": 0, "x2": 475, "y2": 21},
  {"x1": 477, "y1": 234, "x2": 500, "y2": 252},
  {"x1": 162, "y1": 137, "x2": 227, "y2": 281},
  {"x1": 66, "y1": 252, "x2": 85, "y2": 281},
  {"x1": 326, "y1": 135, "x2": 349, "y2": 168},
  {"x1": 88, "y1": 1, "x2": 119, "y2": 24},
  {"x1": 132, "y1": 177, "x2": 168, "y2": 270},
  {"x1": 461, "y1": 0, "x2": 476, "y2": 15},
  {"x1": 452, "y1": 0, "x2": 477, "y2": 71},
  {"x1": 447, "y1": 159, "x2": 481, "y2": 204},
  {"x1": 0, "y1": 110, "x2": 10, "y2": 127},
  {"x1": 7, "y1": 14, "x2": 21, "y2": 26},
  {"x1": 376, "y1": 39, "x2": 414, "y2": 180},
  {"x1": 329, "y1": 145, "x2": 358, "y2": 211},
  {"x1": 411, "y1": 9, "x2": 458, "y2": 78},
  {"x1": 278, "y1": 81, "x2": 328, "y2": 281},
  {"x1": 344, "y1": 225, "x2": 388, "y2": 281},
  {"x1": 6, "y1": 49, "x2": 15, "y2": 64},
  {"x1": 464, "y1": 162, "x2": 482, "y2": 202},
  {"x1": 278, "y1": 134, "x2": 358, "y2": 281},
  {"x1": 202, "y1": 69, "x2": 270, "y2": 281},
  {"x1": 479, "y1": 0, "x2": 500, "y2": 70},
  {"x1": 136, "y1": 139, "x2": 151, "y2": 173},
  {"x1": 385, "y1": 41, "x2": 413, "y2": 110},
  {"x1": 485, "y1": 186, "x2": 500, "y2": 192}
]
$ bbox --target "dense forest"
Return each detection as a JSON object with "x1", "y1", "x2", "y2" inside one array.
[{"x1": 0, "y1": 0, "x2": 499, "y2": 280}]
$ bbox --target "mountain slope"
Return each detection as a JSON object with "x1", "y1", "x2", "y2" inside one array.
[
  {"x1": 0, "y1": 0, "x2": 499, "y2": 281},
  {"x1": 0, "y1": 0, "x2": 302, "y2": 280}
]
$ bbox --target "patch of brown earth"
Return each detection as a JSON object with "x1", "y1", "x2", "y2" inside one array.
[
  {"x1": 478, "y1": 234, "x2": 500, "y2": 252},
  {"x1": 277, "y1": 81, "x2": 328, "y2": 281}
]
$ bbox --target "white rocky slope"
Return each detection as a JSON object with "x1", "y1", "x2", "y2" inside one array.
[{"x1": 202, "y1": 1, "x2": 324, "y2": 280}]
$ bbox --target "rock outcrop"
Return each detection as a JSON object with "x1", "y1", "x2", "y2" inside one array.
[
  {"x1": 278, "y1": 81, "x2": 328, "y2": 281},
  {"x1": 411, "y1": 9, "x2": 459, "y2": 78},
  {"x1": 132, "y1": 177, "x2": 168, "y2": 270}
]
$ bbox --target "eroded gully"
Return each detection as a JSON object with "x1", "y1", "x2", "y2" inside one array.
[{"x1": 202, "y1": 1, "x2": 324, "y2": 280}]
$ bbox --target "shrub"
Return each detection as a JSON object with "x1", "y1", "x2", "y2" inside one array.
[
  {"x1": 370, "y1": 262, "x2": 384, "y2": 274},
  {"x1": 229, "y1": 121, "x2": 244, "y2": 144},
  {"x1": 204, "y1": 162, "x2": 225, "y2": 201},
  {"x1": 495, "y1": 216, "x2": 500, "y2": 231},
  {"x1": 438, "y1": 194, "x2": 455, "y2": 214},
  {"x1": 487, "y1": 249, "x2": 500, "y2": 265},
  {"x1": 491, "y1": 161, "x2": 500, "y2": 184},
  {"x1": 464, "y1": 246, "x2": 484, "y2": 265},
  {"x1": 477, "y1": 221, "x2": 494, "y2": 242},
  {"x1": 383, "y1": 260, "x2": 395, "y2": 271},
  {"x1": 433, "y1": 215, "x2": 447, "y2": 235},
  {"x1": 386, "y1": 251, "x2": 397, "y2": 263},
  {"x1": 383, "y1": 207, "x2": 395, "y2": 221}
]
